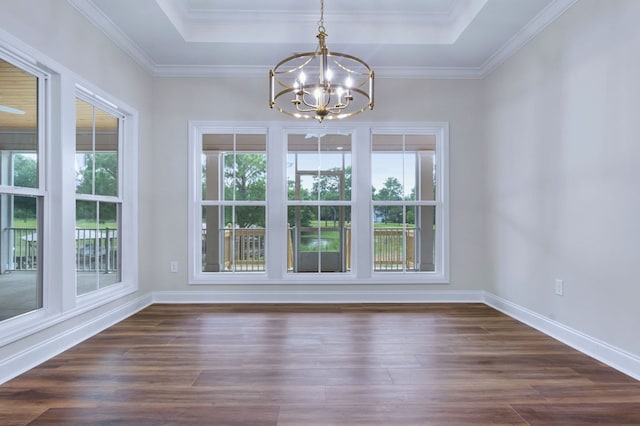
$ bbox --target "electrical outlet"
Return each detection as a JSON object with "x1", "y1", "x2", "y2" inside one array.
[
  {"x1": 555, "y1": 279, "x2": 564, "y2": 296},
  {"x1": 170, "y1": 261, "x2": 178, "y2": 273}
]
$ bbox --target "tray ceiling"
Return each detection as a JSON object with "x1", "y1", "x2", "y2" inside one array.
[{"x1": 69, "y1": 0, "x2": 576, "y2": 78}]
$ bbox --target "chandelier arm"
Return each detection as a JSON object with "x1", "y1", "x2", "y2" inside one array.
[
  {"x1": 330, "y1": 54, "x2": 372, "y2": 75},
  {"x1": 272, "y1": 52, "x2": 317, "y2": 75}
]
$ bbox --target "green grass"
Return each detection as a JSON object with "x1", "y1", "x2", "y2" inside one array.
[
  {"x1": 10, "y1": 218, "x2": 117, "y2": 230},
  {"x1": 373, "y1": 222, "x2": 406, "y2": 228},
  {"x1": 76, "y1": 220, "x2": 117, "y2": 230}
]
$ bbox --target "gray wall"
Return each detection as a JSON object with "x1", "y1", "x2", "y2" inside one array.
[
  {"x1": 483, "y1": 0, "x2": 640, "y2": 356},
  {"x1": 148, "y1": 77, "x2": 487, "y2": 293}
]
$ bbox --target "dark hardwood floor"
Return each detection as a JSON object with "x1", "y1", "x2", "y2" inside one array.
[{"x1": 1, "y1": 303, "x2": 639, "y2": 425}]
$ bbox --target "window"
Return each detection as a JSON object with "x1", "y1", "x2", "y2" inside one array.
[
  {"x1": 372, "y1": 133, "x2": 439, "y2": 272},
  {"x1": 189, "y1": 122, "x2": 448, "y2": 284},
  {"x1": 75, "y1": 96, "x2": 122, "y2": 295},
  {"x1": 287, "y1": 132, "x2": 352, "y2": 273},
  {"x1": 0, "y1": 57, "x2": 45, "y2": 321},
  {"x1": 199, "y1": 132, "x2": 267, "y2": 273},
  {"x1": 0, "y1": 36, "x2": 138, "y2": 346}
]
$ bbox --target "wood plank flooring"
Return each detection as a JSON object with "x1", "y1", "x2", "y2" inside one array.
[{"x1": 1, "y1": 303, "x2": 639, "y2": 425}]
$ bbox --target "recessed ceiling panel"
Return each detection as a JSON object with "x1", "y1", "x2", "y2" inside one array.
[{"x1": 77, "y1": 0, "x2": 570, "y2": 77}]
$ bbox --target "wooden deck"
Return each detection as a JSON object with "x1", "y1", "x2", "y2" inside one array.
[{"x1": 1, "y1": 303, "x2": 639, "y2": 425}]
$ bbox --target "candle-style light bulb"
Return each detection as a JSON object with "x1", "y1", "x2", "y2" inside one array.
[
  {"x1": 325, "y1": 68, "x2": 333, "y2": 82},
  {"x1": 345, "y1": 77, "x2": 353, "y2": 88}
]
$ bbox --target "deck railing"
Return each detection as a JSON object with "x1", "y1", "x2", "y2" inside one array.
[
  {"x1": 371, "y1": 227, "x2": 416, "y2": 271},
  {"x1": 4, "y1": 227, "x2": 118, "y2": 273},
  {"x1": 202, "y1": 225, "x2": 417, "y2": 272},
  {"x1": 223, "y1": 227, "x2": 265, "y2": 271}
]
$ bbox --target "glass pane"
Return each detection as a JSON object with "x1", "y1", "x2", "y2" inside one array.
[
  {"x1": 76, "y1": 200, "x2": 97, "y2": 295},
  {"x1": 318, "y1": 172, "x2": 345, "y2": 201},
  {"x1": 201, "y1": 152, "x2": 219, "y2": 201},
  {"x1": 287, "y1": 205, "x2": 350, "y2": 273},
  {"x1": 236, "y1": 134, "x2": 266, "y2": 201},
  {"x1": 0, "y1": 194, "x2": 42, "y2": 321},
  {"x1": 407, "y1": 135, "x2": 436, "y2": 201},
  {"x1": 403, "y1": 152, "x2": 417, "y2": 201},
  {"x1": 98, "y1": 202, "x2": 120, "y2": 287},
  {"x1": 372, "y1": 134, "x2": 435, "y2": 201},
  {"x1": 415, "y1": 206, "x2": 436, "y2": 272},
  {"x1": 94, "y1": 152, "x2": 117, "y2": 196},
  {"x1": 405, "y1": 206, "x2": 418, "y2": 271},
  {"x1": 288, "y1": 205, "x2": 319, "y2": 272},
  {"x1": 233, "y1": 153, "x2": 266, "y2": 201},
  {"x1": 223, "y1": 152, "x2": 234, "y2": 201},
  {"x1": 298, "y1": 174, "x2": 317, "y2": 201},
  {"x1": 201, "y1": 205, "x2": 222, "y2": 272},
  {"x1": 201, "y1": 205, "x2": 265, "y2": 273},
  {"x1": 288, "y1": 134, "x2": 351, "y2": 202},
  {"x1": 202, "y1": 134, "x2": 266, "y2": 202},
  {"x1": 373, "y1": 206, "x2": 435, "y2": 272},
  {"x1": 75, "y1": 152, "x2": 94, "y2": 194},
  {"x1": 288, "y1": 134, "x2": 319, "y2": 202},
  {"x1": 94, "y1": 108, "x2": 118, "y2": 197},
  {"x1": 373, "y1": 206, "x2": 404, "y2": 271},
  {"x1": 76, "y1": 200, "x2": 120, "y2": 295},
  {"x1": 0, "y1": 59, "x2": 39, "y2": 188},
  {"x1": 75, "y1": 99, "x2": 94, "y2": 195},
  {"x1": 372, "y1": 135, "x2": 398, "y2": 201},
  {"x1": 228, "y1": 206, "x2": 265, "y2": 272},
  {"x1": 11, "y1": 153, "x2": 38, "y2": 189},
  {"x1": 76, "y1": 100, "x2": 119, "y2": 196}
]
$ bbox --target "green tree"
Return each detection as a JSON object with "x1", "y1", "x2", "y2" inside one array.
[
  {"x1": 76, "y1": 152, "x2": 118, "y2": 224},
  {"x1": 373, "y1": 177, "x2": 403, "y2": 224},
  {"x1": 13, "y1": 154, "x2": 37, "y2": 222},
  {"x1": 287, "y1": 179, "x2": 315, "y2": 227},
  {"x1": 223, "y1": 153, "x2": 266, "y2": 227}
]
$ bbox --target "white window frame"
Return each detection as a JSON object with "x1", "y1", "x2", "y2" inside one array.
[
  {"x1": 74, "y1": 89, "x2": 124, "y2": 297},
  {"x1": 370, "y1": 127, "x2": 449, "y2": 278},
  {"x1": 72, "y1": 83, "x2": 138, "y2": 308},
  {"x1": 0, "y1": 48, "x2": 48, "y2": 324},
  {"x1": 188, "y1": 121, "x2": 449, "y2": 285},
  {"x1": 0, "y1": 34, "x2": 139, "y2": 346}
]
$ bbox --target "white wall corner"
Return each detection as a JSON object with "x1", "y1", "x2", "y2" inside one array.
[
  {"x1": 152, "y1": 289, "x2": 484, "y2": 304},
  {"x1": 483, "y1": 292, "x2": 640, "y2": 381},
  {"x1": 0, "y1": 294, "x2": 153, "y2": 385}
]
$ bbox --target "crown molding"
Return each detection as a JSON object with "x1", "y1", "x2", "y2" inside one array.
[
  {"x1": 69, "y1": 0, "x2": 577, "y2": 80},
  {"x1": 151, "y1": 64, "x2": 485, "y2": 79},
  {"x1": 67, "y1": 0, "x2": 156, "y2": 74},
  {"x1": 479, "y1": 0, "x2": 578, "y2": 77}
]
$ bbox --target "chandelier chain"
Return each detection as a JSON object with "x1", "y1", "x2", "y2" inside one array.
[{"x1": 318, "y1": 0, "x2": 325, "y2": 33}]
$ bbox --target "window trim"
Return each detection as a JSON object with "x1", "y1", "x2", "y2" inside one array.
[
  {"x1": 0, "y1": 48, "x2": 48, "y2": 328},
  {"x1": 73, "y1": 83, "x2": 138, "y2": 307},
  {"x1": 0, "y1": 34, "x2": 139, "y2": 346},
  {"x1": 188, "y1": 124, "x2": 269, "y2": 281},
  {"x1": 189, "y1": 121, "x2": 449, "y2": 285},
  {"x1": 370, "y1": 127, "x2": 449, "y2": 277}
]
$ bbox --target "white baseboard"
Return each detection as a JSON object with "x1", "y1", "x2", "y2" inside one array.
[
  {"x1": 484, "y1": 291, "x2": 640, "y2": 381},
  {"x1": 152, "y1": 289, "x2": 485, "y2": 304},
  {"x1": 0, "y1": 294, "x2": 152, "y2": 385}
]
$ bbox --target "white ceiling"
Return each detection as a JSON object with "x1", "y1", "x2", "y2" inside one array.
[{"x1": 68, "y1": 0, "x2": 577, "y2": 78}]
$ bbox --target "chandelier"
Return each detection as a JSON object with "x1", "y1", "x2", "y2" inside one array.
[{"x1": 269, "y1": 0, "x2": 374, "y2": 122}]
